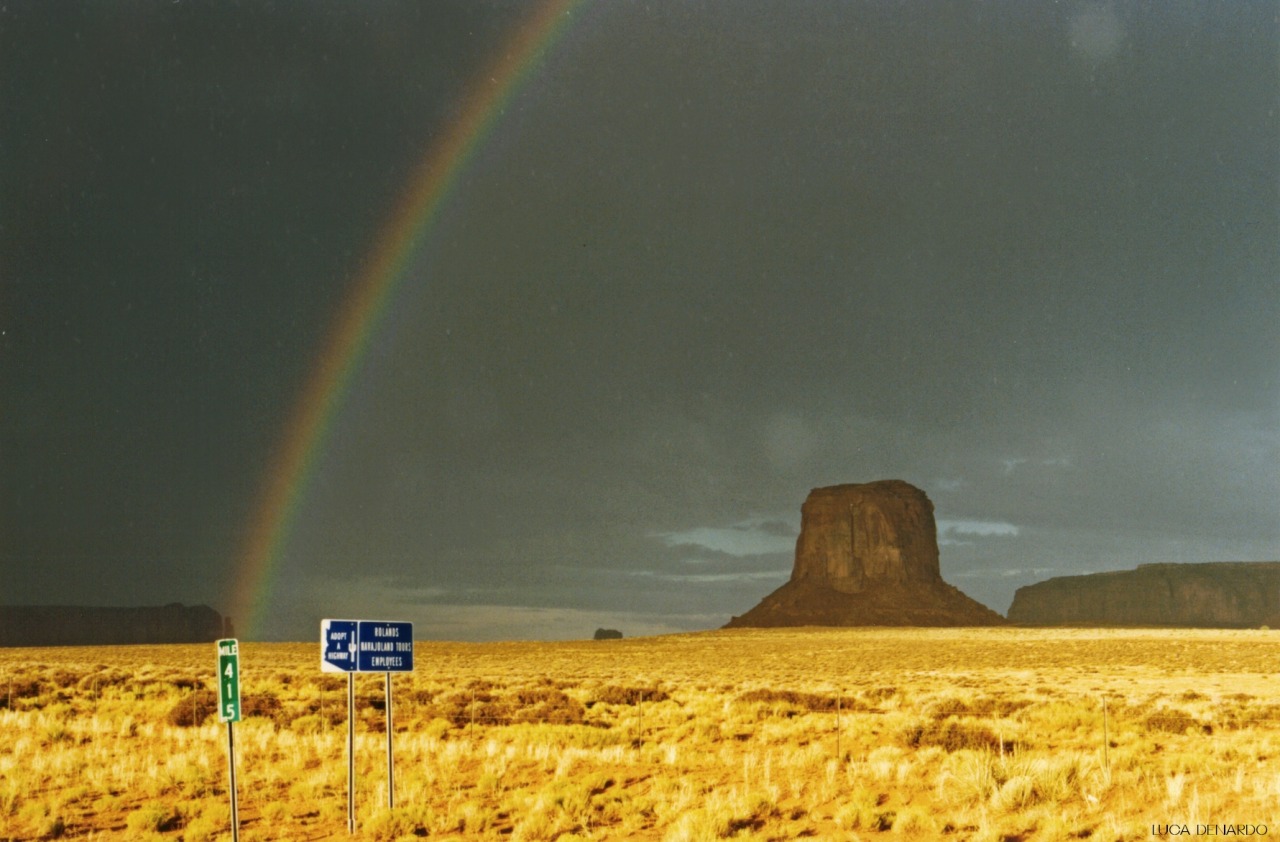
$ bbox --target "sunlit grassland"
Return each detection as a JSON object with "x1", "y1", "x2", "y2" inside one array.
[{"x1": 2, "y1": 628, "x2": 1279, "y2": 840}]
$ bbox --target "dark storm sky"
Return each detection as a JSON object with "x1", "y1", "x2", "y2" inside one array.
[{"x1": 3, "y1": 1, "x2": 1277, "y2": 641}]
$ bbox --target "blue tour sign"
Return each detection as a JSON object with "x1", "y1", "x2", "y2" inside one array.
[{"x1": 356, "y1": 620, "x2": 414, "y2": 672}]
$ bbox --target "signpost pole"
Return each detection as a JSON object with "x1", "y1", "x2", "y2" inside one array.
[
  {"x1": 386, "y1": 671, "x2": 394, "y2": 809},
  {"x1": 347, "y1": 671, "x2": 355, "y2": 834},
  {"x1": 227, "y1": 720, "x2": 239, "y2": 842}
]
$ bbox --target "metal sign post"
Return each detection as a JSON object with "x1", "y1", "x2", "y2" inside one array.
[
  {"x1": 322, "y1": 619, "x2": 413, "y2": 831},
  {"x1": 321, "y1": 619, "x2": 359, "y2": 833},
  {"x1": 386, "y1": 672, "x2": 394, "y2": 809},
  {"x1": 216, "y1": 639, "x2": 241, "y2": 842},
  {"x1": 347, "y1": 672, "x2": 355, "y2": 834}
]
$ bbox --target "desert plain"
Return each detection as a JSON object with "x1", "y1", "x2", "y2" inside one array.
[{"x1": 2, "y1": 627, "x2": 1279, "y2": 841}]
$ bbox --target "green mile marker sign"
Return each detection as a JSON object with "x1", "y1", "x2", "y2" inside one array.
[
  {"x1": 215, "y1": 638, "x2": 242, "y2": 841},
  {"x1": 217, "y1": 638, "x2": 241, "y2": 723}
]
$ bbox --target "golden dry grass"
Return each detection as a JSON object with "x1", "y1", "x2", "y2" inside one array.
[{"x1": 2, "y1": 628, "x2": 1279, "y2": 840}]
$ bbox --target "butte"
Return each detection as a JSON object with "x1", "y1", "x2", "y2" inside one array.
[{"x1": 725, "y1": 480, "x2": 1005, "y2": 627}]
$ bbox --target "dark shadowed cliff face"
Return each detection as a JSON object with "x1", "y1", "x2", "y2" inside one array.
[
  {"x1": 793, "y1": 480, "x2": 941, "y2": 591},
  {"x1": 0, "y1": 604, "x2": 230, "y2": 646},
  {"x1": 1008, "y1": 563, "x2": 1280, "y2": 627},
  {"x1": 727, "y1": 480, "x2": 1004, "y2": 628}
]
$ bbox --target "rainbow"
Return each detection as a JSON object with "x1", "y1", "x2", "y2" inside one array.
[{"x1": 229, "y1": 0, "x2": 587, "y2": 638}]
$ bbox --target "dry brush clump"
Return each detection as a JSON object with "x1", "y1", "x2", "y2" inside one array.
[
  {"x1": 2, "y1": 628, "x2": 1279, "y2": 840},
  {"x1": 591, "y1": 684, "x2": 670, "y2": 706},
  {"x1": 163, "y1": 688, "x2": 219, "y2": 727}
]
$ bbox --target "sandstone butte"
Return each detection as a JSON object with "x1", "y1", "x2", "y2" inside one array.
[
  {"x1": 725, "y1": 480, "x2": 1005, "y2": 628},
  {"x1": 0, "y1": 603, "x2": 231, "y2": 646},
  {"x1": 1008, "y1": 562, "x2": 1280, "y2": 627}
]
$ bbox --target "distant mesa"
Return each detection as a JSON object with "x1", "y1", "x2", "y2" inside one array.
[
  {"x1": 0, "y1": 603, "x2": 232, "y2": 647},
  {"x1": 726, "y1": 480, "x2": 1005, "y2": 628},
  {"x1": 1008, "y1": 562, "x2": 1280, "y2": 627},
  {"x1": 593, "y1": 628, "x2": 623, "y2": 640}
]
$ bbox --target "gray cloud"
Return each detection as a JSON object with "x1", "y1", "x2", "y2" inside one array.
[{"x1": 5, "y1": 1, "x2": 1276, "y2": 639}]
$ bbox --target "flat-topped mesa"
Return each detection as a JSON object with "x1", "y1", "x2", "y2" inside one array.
[
  {"x1": 0, "y1": 603, "x2": 231, "y2": 646},
  {"x1": 726, "y1": 480, "x2": 1004, "y2": 628},
  {"x1": 793, "y1": 480, "x2": 941, "y2": 591},
  {"x1": 1008, "y1": 562, "x2": 1280, "y2": 627}
]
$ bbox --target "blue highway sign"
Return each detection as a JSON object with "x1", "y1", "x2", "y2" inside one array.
[
  {"x1": 321, "y1": 619, "x2": 413, "y2": 673},
  {"x1": 321, "y1": 619, "x2": 359, "y2": 673},
  {"x1": 357, "y1": 621, "x2": 414, "y2": 672}
]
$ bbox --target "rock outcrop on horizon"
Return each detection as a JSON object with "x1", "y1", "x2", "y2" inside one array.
[
  {"x1": 1008, "y1": 562, "x2": 1280, "y2": 627},
  {"x1": 725, "y1": 480, "x2": 1005, "y2": 627},
  {"x1": 0, "y1": 604, "x2": 231, "y2": 647}
]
